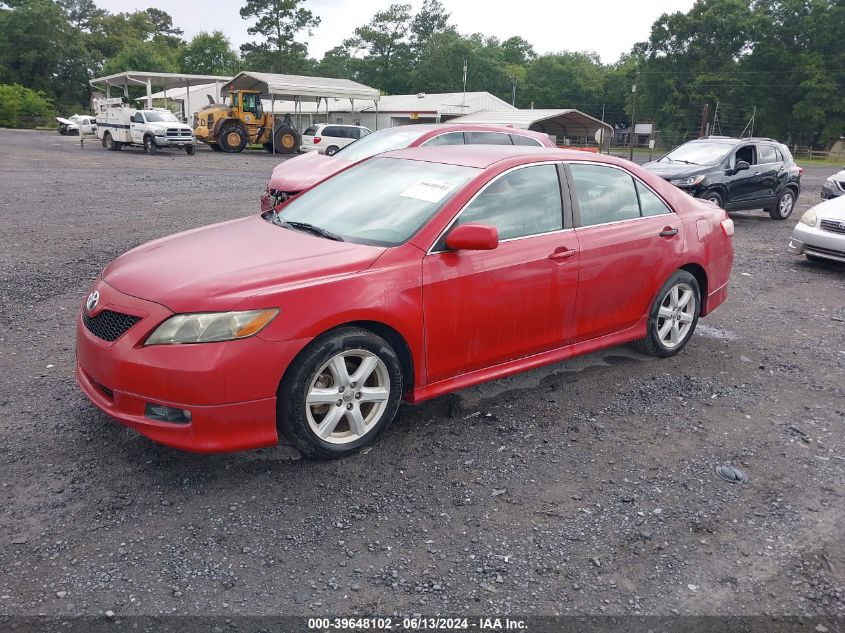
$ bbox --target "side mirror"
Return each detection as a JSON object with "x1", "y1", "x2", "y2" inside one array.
[
  {"x1": 445, "y1": 224, "x2": 499, "y2": 251},
  {"x1": 734, "y1": 160, "x2": 750, "y2": 173}
]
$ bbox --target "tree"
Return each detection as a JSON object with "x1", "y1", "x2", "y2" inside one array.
[
  {"x1": 316, "y1": 45, "x2": 356, "y2": 79},
  {"x1": 239, "y1": 0, "x2": 320, "y2": 74},
  {"x1": 345, "y1": 4, "x2": 414, "y2": 94},
  {"x1": 101, "y1": 39, "x2": 180, "y2": 76},
  {"x1": 56, "y1": 0, "x2": 105, "y2": 30},
  {"x1": 0, "y1": 83, "x2": 53, "y2": 127},
  {"x1": 410, "y1": 0, "x2": 451, "y2": 50},
  {"x1": 181, "y1": 31, "x2": 239, "y2": 75},
  {"x1": 522, "y1": 52, "x2": 606, "y2": 111},
  {"x1": 0, "y1": 0, "x2": 90, "y2": 110}
]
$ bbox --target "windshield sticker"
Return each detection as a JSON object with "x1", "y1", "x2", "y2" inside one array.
[{"x1": 400, "y1": 179, "x2": 458, "y2": 203}]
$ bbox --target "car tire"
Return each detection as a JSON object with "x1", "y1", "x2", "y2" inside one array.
[
  {"x1": 631, "y1": 270, "x2": 701, "y2": 358},
  {"x1": 218, "y1": 124, "x2": 247, "y2": 153},
  {"x1": 278, "y1": 327, "x2": 403, "y2": 459},
  {"x1": 769, "y1": 188, "x2": 796, "y2": 220},
  {"x1": 325, "y1": 145, "x2": 340, "y2": 156},
  {"x1": 272, "y1": 124, "x2": 300, "y2": 154},
  {"x1": 103, "y1": 132, "x2": 121, "y2": 151},
  {"x1": 698, "y1": 190, "x2": 724, "y2": 208},
  {"x1": 143, "y1": 135, "x2": 157, "y2": 155},
  {"x1": 185, "y1": 144, "x2": 195, "y2": 155}
]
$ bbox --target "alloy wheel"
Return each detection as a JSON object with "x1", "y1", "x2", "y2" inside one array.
[
  {"x1": 305, "y1": 349, "x2": 390, "y2": 445},
  {"x1": 778, "y1": 192, "x2": 794, "y2": 217},
  {"x1": 656, "y1": 282, "x2": 696, "y2": 349}
]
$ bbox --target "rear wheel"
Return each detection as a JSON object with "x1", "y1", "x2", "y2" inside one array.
[
  {"x1": 278, "y1": 328, "x2": 403, "y2": 459},
  {"x1": 219, "y1": 124, "x2": 247, "y2": 153},
  {"x1": 143, "y1": 135, "x2": 157, "y2": 155},
  {"x1": 632, "y1": 270, "x2": 701, "y2": 358},
  {"x1": 769, "y1": 188, "x2": 796, "y2": 220},
  {"x1": 103, "y1": 132, "x2": 122, "y2": 151},
  {"x1": 325, "y1": 145, "x2": 340, "y2": 156}
]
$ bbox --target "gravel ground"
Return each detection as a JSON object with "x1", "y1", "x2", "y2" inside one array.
[{"x1": 0, "y1": 129, "x2": 843, "y2": 619}]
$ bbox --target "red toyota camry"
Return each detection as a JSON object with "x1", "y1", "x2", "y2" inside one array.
[
  {"x1": 260, "y1": 124, "x2": 555, "y2": 212},
  {"x1": 76, "y1": 146, "x2": 734, "y2": 458}
]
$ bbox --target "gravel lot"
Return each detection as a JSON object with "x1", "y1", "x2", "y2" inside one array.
[{"x1": 0, "y1": 129, "x2": 843, "y2": 620}]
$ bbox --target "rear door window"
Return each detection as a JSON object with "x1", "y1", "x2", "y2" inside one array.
[
  {"x1": 511, "y1": 134, "x2": 543, "y2": 147},
  {"x1": 635, "y1": 181, "x2": 672, "y2": 217},
  {"x1": 758, "y1": 144, "x2": 778, "y2": 164},
  {"x1": 323, "y1": 126, "x2": 341, "y2": 137},
  {"x1": 569, "y1": 164, "x2": 641, "y2": 226},
  {"x1": 303, "y1": 127, "x2": 317, "y2": 137},
  {"x1": 467, "y1": 131, "x2": 514, "y2": 145},
  {"x1": 421, "y1": 132, "x2": 466, "y2": 146}
]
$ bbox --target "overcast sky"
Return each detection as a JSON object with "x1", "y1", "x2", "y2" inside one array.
[{"x1": 95, "y1": 0, "x2": 696, "y2": 64}]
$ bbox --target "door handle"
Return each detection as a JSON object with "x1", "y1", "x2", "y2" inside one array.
[
  {"x1": 659, "y1": 227, "x2": 679, "y2": 237},
  {"x1": 548, "y1": 247, "x2": 577, "y2": 261}
]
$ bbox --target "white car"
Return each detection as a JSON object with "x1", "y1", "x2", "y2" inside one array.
[
  {"x1": 301, "y1": 124, "x2": 371, "y2": 156},
  {"x1": 788, "y1": 195, "x2": 845, "y2": 263}
]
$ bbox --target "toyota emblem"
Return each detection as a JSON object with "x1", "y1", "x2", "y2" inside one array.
[{"x1": 86, "y1": 290, "x2": 99, "y2": 312}]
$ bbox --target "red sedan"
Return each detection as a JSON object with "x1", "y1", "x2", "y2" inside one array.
[
  {"x1": 260, "y1": 124, "x2": 555, "y2": 212},
  {"x1": 76, "y1": 146, "x2": 734, "y2": 458}
]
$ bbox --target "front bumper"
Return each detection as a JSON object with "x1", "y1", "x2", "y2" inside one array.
[
  {"x1": 154, "y1": 136, "x2": 194, "y2": 147},
  {"x1": 74, "y1": 280, "x2": 307, "y2": 453},
  {"x1": 788, "y1": 222, "x2": 845, "y2": 263},
  {"x1": 821, "y1": 182, "x2": 845, "y2": 200}
]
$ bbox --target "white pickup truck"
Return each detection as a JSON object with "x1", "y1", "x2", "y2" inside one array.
[{"x1": 96, "y1": 107, "x2": 195, "y2": 155}]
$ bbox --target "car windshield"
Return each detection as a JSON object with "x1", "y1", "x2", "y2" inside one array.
[
  {"x1": 273, "y1": 157, "x2": 479, "y2": 246},
  {"x1": 658, "y1": 141, "x2": 735, "y2": 165},
  {"x1": 333, "y1": 127, "x2": 427, "y2": 161},
  {"x1": 143, "y1": 111, "x2": 179, "y2": 123}
]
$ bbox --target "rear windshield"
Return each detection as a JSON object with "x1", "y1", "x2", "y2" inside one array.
[
  {"x1": 658, "y1": 141, "x2": 735, "y2": 166},
  {"x1": 333, "y1": 127, "x2": 426, "y2": 161},
  {"x1": 274, "y1": 158, "x2": 479, "y2": 246},
  {"x1": 303, "y1": 127, "x2": 317, "y2": 136}
]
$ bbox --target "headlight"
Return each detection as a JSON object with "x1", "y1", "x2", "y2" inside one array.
[
  {"x1": 825, "y1": 178, "x2": 835, "y2": 187},
  {"x1": 670, "y1": 175, "x2": 705, "y2": 186},
  {"x1": 154, "y1": 129, "x2": 166, "y2": 137},
  {"x1": 145, "y1": 309, "x2": 279, "y2": 345},
  {"x1": 799, "y1": 209, "x2": 817, "y2": 227}
]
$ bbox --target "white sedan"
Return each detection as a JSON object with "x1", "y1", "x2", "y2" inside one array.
[{"x1": 788, "y1": 195, "x2": 845, "y2": 263}]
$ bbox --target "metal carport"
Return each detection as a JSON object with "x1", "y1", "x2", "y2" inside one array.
[
  {"x1": 220, "y1": 72, "x2": 380, "y2": 153},
  {"x1": 448, "y1": 109, "x2": 613, "y2": 151},
  {"x1": 89, "y1": 72, "x2": 230, "y2": 122}
]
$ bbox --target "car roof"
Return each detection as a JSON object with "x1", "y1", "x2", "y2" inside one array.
[{"x1": 380, "y1": 145, "x2": 626, "y2": 169}]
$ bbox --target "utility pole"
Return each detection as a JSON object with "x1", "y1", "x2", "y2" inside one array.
[
  {"x1": 628, "y1": 67, "x2": 638, "y2": 161},
  {"x1": 461, "y1": 59, "x2": 467, "y2": 108},
  {"x1": 700, "y1": 103, "x2": 710, "y2": 138}
]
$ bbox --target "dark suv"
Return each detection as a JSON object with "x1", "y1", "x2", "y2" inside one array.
[{"x1": 643, "y1": 136, "x2": 802, "y2": 219}]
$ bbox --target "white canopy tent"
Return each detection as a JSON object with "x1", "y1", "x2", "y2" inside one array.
[{"x1": 89, "y1": 72, "x2": 231, "y2": 122}]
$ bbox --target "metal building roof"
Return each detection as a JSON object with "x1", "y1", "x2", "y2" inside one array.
[
  {"x1": 221, "y1": 72, "x2": 379, "y2": 102},
  {"x1": 90, "y1": 71, "x2": 230, "y2": 91},
  {"x1": 354, "y1": 92, "x2": 515, "y2": 115},
  {"x1": 449, "y1": 109, "x2": 613, "y2": 138}
]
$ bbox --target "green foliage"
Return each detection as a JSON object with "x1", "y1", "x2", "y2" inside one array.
[
  {"x1": 181, "y1": 31, "x2": 240, "y2": 75},
  {"x1": 101, "y1": 39, "x2": 180, "y2": 76},
  {"x1": 239, "y1": 0, "x2": 320, "y2": 74},
  {"x1": 0, "y1": 83, "x2": 54, "y2": 128}
]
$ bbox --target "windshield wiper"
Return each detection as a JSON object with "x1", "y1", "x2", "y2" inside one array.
[
  {"x1": 278, "y1": 220, "x2": 345, "y2": 242},
  {"x1": 671, "y1": 159, "x2": 698, "y2": 165}
]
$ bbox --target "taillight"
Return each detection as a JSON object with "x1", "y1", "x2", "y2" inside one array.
[
  {"x1": 313, "y1": 137, "x2": 321, "y2": 144},
  {"x1": 798, "y1": 167, "x2": 804, "y2": 176},
  {"x1": 721, "y1": 218, "x2": 735, "y2": 237}
]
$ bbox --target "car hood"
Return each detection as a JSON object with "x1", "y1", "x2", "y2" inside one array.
[
  {"x1": 815, "y1": 194, "x2": 845, "y2": 220},
  {"x1": 642, "y1": 161, "x2": 714, "y2": 181},
  {"x1": 268, "y1": 152, "x2": 351, "y2": 193},
  {"x1": 102, "y1": 215, "x2": 385, "y2": 313},
  {"x1": 829, "y1": 168, "x2": 845, "y2": 181}
]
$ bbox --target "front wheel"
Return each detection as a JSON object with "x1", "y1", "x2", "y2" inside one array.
[
  {"x1": 631, "y1": 270, "x2": 701, "y2": 358},
  {"x1": 769, "y1": 189, "x2": 796, "y2": 220},
  {"x1": 278, "y1": 328, "x2": 403, "y2": 459},
  {"x1": 185, "y1": 144, "x2": 195, "y2": 155},
  {"x1": 698, "y1": 190, "x2": 724, "y2": 208},
  {"x1": 144, "y1": 136, "x2": 158, "y2": 155}
]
